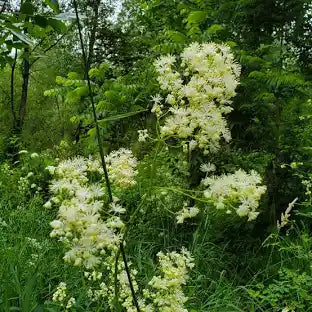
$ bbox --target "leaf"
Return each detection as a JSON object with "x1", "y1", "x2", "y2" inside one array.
[
  {"x1": 75, "y1": 86, "x2": 88, "y2": 97},
  {"x1": 47, "y1": 18, "x2": 67, "y2": 33},
  {"x1": 104, "y1": 90, "x2": 119, "y2": 101},
  {"x1": 206, "y1": 24, "x2": 225, "y2": 36},
  {"x1": 32, "y1": 15, "x2": 48, "y2": 28},
  {"x1": 187, "y1": 11, "x2": 207, "y2": 24},
  {"x1": 8, "y1": 29, "x2": 33, "y2": 46},
  {"x1": 98, "y1": 110, "x2": 147, "y2": 125},
  {"x1": 87, "y1": 127, "x2": 96, "y2": 136},
  {"x1": 70, "y1": 116, "x2": 81, "y2": 124},
  {"x1": 67, "y1": 72, "x2": 80, "y2": 79},
  {"x1": 248, "y1": 71, "x2": 265, "y2": 80},
  {"x1": 97, "y1": 100, "x2": 111, "y2": 110},
  {"x1": 187, "y1": 26, "x2": 201, "y2": 36},
  {"x1": 44, "y1": 0, "x2": 60, "y2": 13},
  {"x1": 167, "y1": 30, "x2": 187, "y2": 43}
]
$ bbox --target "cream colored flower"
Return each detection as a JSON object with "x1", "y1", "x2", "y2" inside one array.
[{"x1": 154, "y1": 42, "x2": 240, "y2": 154}]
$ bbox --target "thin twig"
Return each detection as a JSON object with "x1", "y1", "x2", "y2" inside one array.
[
  {"x1": 30, "y1": 33, "x2": 67, "y2": 67},
  {"x1": 120, "y1": 243, "x2": 141, "y2": 309}
]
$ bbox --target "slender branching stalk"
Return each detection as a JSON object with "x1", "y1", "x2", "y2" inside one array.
[{"x1": 72, "y1": 1, "x2": 141, "y2": 310}]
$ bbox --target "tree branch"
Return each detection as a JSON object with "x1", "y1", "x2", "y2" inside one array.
[{"x1": 30, "y1": 33, "x2": 67, "y2": 67}]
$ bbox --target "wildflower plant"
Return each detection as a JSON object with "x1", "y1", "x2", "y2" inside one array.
[
  {"x1": 202, "y1": 169, "x2": 267, "y2": 221},
  {"x1": 144, "y1": 248, "x2": 194, "y2": 312},
  {"x1": 47, "y1": 148, "x2": 138, "y2": 270},
  {"x1": 176, "y1": 203, "x2": 199, "y2": 224},
  {"x1": 105, "y1": 148, "x2": 138, "y2": 189},
  {"x1": 153, "y1": 42, "x2": 241, "y2": 154},
  {"x1": 52, "y1": 282, "x2": 76, "y2": 310},
  {"x1": 86, "y1": 248, "x2": 194, "y2": 312},
  {"x1": 148, "y1": 42, "x2": 267, "y2": 222},
  {"x1": 45, "y1": 41, "x2": 268, "y2": 311},
  {"x1": 277, "y1": 198, "x2": 298, "y2": 229},
  {"x1": 46, "y1": 145, "x2": 195, "y2": 311}
]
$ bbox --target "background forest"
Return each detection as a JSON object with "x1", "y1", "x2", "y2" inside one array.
[{"x1": 0, "y1": 0, "x2": 312, "y2": 311}]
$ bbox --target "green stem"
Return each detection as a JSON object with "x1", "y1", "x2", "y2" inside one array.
[
  {"x1": 72, "y1": 2, "x2": 140, "y2": 311},
  {"x1": 73, "y1": 0, "x2": 112, "y2": 202}
]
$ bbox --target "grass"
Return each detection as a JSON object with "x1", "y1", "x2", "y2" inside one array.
[{"x1": 0, "y1": 159, "x2": 311, "y2": 312}]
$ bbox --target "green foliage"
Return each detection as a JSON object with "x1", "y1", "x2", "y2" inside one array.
[
  {"x1": 250, "y1": 269, "x2": 312, "y2": 311},
  {"x1": 0, "y1": 0, "x2": 312, "y2": 311},
  {"x1": 248, "y1": 225, "x2": 312, "y2": 311},
  {"x1": 0, "y1": 0, "x2": 66, "y2": 67},
  {"x1": 44, "y1": 61, "x2": 158, "y2": 153}
]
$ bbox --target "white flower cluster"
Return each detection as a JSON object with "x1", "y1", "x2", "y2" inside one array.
[
  {"x1": 84, "y1": 270, "x2": 103, "y2": 281},
  {"x1": 200, "y1": 162, "x2": 216, "y2": 173},
  {"x1": 277, "y1": 197, "x2": 298, "y2": 229},
  {"x1": 52, "y1": 282, "x2": 76, "y2": 310},
  {"x1": 52, "y1": 282, "x2": 67, "y2": 303},
  {"x1": 105, "y1": 148, "x2": 138, "y2": 188},
  {"x1": 161, "y1": 106, "x2": 231, "y2": 153},
  {"x1": 202, "y1": 169, "x2": 267, "y2": 221},
  {"x1": 18, "y1": 176, "x2": 30, "y2": 194},
  {"x1": 66, "y1": 297, "x2": 76, "y2": 310},
  {"x1": 86, "y1": 253, "x2": 145, "y2": 311},
  {"x1": 48, "y1": 156, "x2": 123, "y2": 269},
  {"x1": 154, "y1": 42, "x2": 241, "y2": 154},
  {"x1": 176, "y1": 204, "x2": 199, "y2": 224},
  {"x1": 151, "y1": 94, "x2": 164, "y2": 118},
  {"x1": 87, "y1": 249, "x2": 194, "y2": 312},
  {"x1": 31, "y1": 152, "x2": 39, "y2": 159},
  {"x1": 144, "y1": 248, "x2": 194, "y2": 312},
  {"x1": 138, "y1": 129, "x2": 149, "y2": 142}
]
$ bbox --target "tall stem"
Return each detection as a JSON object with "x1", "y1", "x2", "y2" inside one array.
[
  {"x1": 10, "y1": 49, "x2": 17, "y2": 127},
  {"x1": 18, "y1": 46, "x2": 30, "y2": 131},
  {"x1": 72, "y1": 2, "x2": 140, "y2": 311},
  {"x1": 73, "y1": 0, "x2": 112, "y2": 202}
]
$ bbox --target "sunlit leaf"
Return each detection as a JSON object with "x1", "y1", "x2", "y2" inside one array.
[
  {"x1": 98, "y1": 110, "x2": 147, "y2": 125},
  {"x1": 8, "y1": 29, "x2": 33, "y2": 46},
  {"x1": 44, "y1": 0, "x2": 60, "y2": 13}
]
